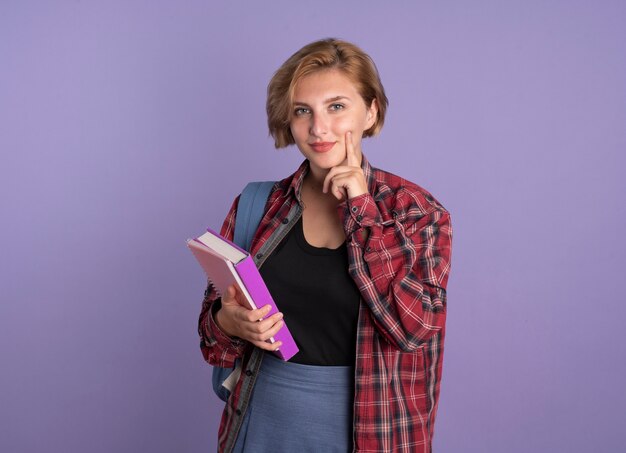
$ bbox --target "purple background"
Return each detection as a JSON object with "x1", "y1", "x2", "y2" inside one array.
[{"x1": 1, "y1": 1, "x2": 624, "y2": 452}]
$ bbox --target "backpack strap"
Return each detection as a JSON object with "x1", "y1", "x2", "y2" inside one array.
[{"x1": 233, "y1": 181, "x2": 275, "y2": 252}]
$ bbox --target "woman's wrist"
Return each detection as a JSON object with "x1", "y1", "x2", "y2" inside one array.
[{"x1": 214, "y1": 307, "x2": 235, "y2": 338}]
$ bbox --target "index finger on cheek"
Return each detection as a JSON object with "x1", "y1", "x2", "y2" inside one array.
[{"x1": 345, "y1": 131, "x2": 358, "y2": 166}]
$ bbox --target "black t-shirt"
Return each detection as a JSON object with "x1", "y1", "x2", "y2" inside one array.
[{"x1": 259, "y1": 217, "x2": 361, "y2": 366}]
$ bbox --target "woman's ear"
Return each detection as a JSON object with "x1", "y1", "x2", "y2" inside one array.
[{"x1": 365, "y1": 99, "x2": 379, "y2": 130}]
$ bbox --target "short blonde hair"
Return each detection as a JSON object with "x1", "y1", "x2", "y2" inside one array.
[{"x1": 267, "y1": 38, "x2": 389, "y2": 149}]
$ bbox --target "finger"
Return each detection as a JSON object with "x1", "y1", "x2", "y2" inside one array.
[
  {"x1": 329, "y1": 170, "x2": 368, "y2": 200},
  {"x1": 249, "y1": 312, "x2": 284, "y2": 334},
  {"x1": 248, "y1": 319, "x2": 284, "y2": 342},
  {"x1": 322, "y1": 165, "x2": 350, "y2": 194},
  {"x1": 221, "y1": 285, "x2": 239, "y2": 306},
  {"x1": 345, "y1": 131, "x2": 358, "y2": 167},
  {"x1": 239, "y1": 304, "x2": 272, "y2": 322},
  {"x1": 265, "y1": 318, "x2": 286, "y2": 339},
  {"x1": 332, "y1": 181, "x2": 347, "y2": 201},
  {"x1": 330, "y1": 171, "x2": 357, "y2": 200},
  {"x1": 232, "y1": 284, "x2": 248, "y2": 305},
  {"x1": 251, "y1": 339, "x2": 283, "y2": 351}
]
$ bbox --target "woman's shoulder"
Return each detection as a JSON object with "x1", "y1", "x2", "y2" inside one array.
[{"x1": 371, "y1": 165, "x2": 449, "y2": 217}]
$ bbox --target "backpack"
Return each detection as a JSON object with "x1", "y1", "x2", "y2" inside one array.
[{"x1": 212, "y1": 181, "x2": 275, "y2": 402}]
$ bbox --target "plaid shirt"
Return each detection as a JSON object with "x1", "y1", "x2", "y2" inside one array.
[{"x1": 199, "y1": 156, "x2": 452, "y2": 452}]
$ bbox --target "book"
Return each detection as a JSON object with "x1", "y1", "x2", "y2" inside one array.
[{"x1": 187, "y1": 227, "x2": 299, "y2": 361}]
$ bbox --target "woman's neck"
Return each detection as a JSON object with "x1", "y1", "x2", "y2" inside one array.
[{"x1": 302, "y1": 171, "x2": 340, "y2": 207}]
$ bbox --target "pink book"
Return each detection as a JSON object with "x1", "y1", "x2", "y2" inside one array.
[{"x1": 187, "y1": 228, "x2": 299, "y2": 361}]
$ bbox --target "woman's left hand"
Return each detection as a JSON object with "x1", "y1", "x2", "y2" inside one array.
[{"x1": 323, "y1": 131, "x2": 368, "y2": 201}]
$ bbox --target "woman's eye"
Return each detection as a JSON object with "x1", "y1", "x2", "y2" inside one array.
[
  {"x1": 294, "y1": 107, "x2": 310, "y2": 116},
  {"x1": 329, "y1": 103, "x2": 345, "y2": 111}
]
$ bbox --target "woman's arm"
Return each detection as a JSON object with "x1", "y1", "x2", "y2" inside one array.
[
  {"x1": 341, "y1": 188, "x2": 452, "y2": 352},
  {"x1": 197, "y1": 197, "x2": 284, "y2": 368},
  {"x1": 198, "y1": 198, "x2": 245, "y2": 368}
]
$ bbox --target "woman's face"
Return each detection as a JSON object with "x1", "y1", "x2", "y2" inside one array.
[{"x1": 290, "y1": 69, "x2": 377, "y2": 178}]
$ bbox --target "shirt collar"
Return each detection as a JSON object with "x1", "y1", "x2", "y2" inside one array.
[
  {"x1": 283, "y1": 159, "x2": 309, "y2": 203},
  {"x1": 361, "y1": 153, "x2": 377, "y2": 195}
]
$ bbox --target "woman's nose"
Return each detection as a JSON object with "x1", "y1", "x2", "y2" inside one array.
[{"x1": 309, "y1": 113, "x2": 329, "y2": 137}]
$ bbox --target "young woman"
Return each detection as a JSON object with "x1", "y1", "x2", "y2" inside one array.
[{"x1": 199, "y1": 38, "x2": 452, "y2": 453}]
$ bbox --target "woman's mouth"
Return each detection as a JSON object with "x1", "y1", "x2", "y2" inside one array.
[{"x1": 309, "y1": 142, "x2": 336, "y2": 153}]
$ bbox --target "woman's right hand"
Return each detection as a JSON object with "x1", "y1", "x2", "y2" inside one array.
[{"x1": 215, "y1": 285, "x2": 284, "y2": 352}]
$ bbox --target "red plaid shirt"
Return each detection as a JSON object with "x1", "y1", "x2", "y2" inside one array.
[{"x1": 199, "y1": 156, "x2": 452, "y2": 452}]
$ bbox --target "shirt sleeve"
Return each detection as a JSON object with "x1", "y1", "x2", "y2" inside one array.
[
  {"x1": 197, "y1": 196, "x2": 247, "y2": 367},
  {"x1": 340, "y1": 187, "x2": 452, "y2": 352}
]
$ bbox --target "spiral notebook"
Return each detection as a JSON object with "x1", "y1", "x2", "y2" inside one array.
[{"x1": 187, "y1": 228, "x2": 299, "y2": 361}]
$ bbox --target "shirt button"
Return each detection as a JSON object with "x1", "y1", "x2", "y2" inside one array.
[
  {"x1": 235, "y1": 409, "x2": 242, "y2": 416},
  {"x1": 282, "y1": 218, "x2": 289, "y2": 224},
  {"x1": 256, "y1": 253, "x2": 263, "y2": 259},
  {"x1": 245, "y1": 370, "x2": 253, "y2": 376},
  {"x1": 366, "y1": 247, "x2": 372, "y2": 252},
  {"x1": 351, "y1": 206, "x2": 358, "y2": 212},
  {"x1": 356, "y1": 215, "x2": 363, "y2": 222}
]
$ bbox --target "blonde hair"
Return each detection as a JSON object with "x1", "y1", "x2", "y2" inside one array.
[{"x1": 267, "y1": 38, "x2": 389, "y2": 149}]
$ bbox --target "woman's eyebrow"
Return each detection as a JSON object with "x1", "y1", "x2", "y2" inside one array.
[
  {"x1": 292, "y1": 96, "x2": 351, "y2": 106},
  {"x1": 325, "y1": 95, "x2": 350, "y2": 103}
]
